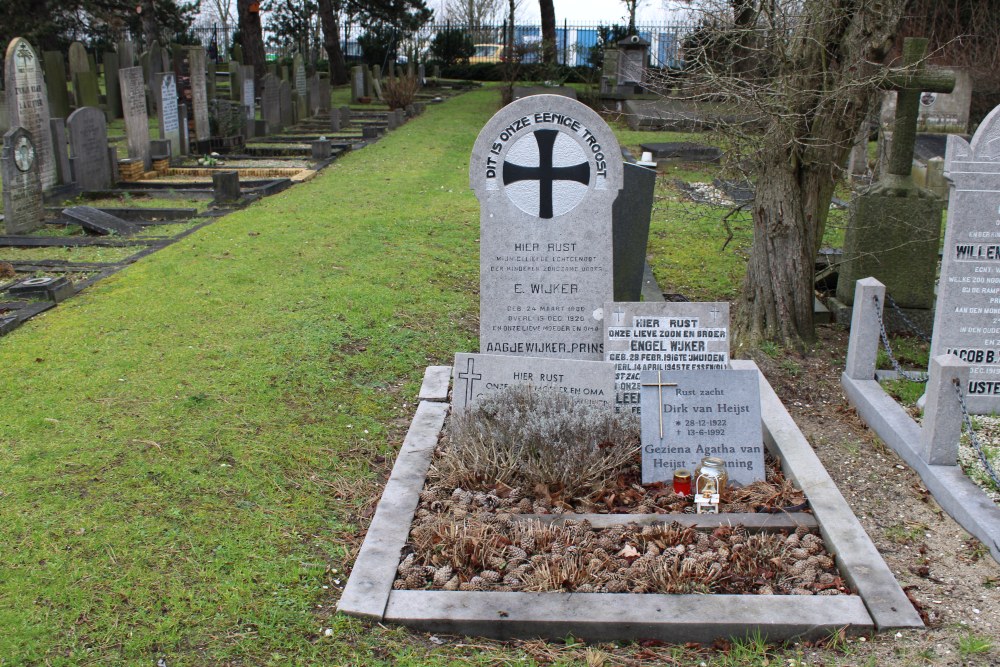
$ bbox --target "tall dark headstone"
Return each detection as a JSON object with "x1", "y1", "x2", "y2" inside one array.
[
  {"x1": 104, "y1": 51, "x2": 122, "y2": 119},
  {"x1": 73, "y1": 70, "x2": 100, "y2": 108},
  {"x1": 42, "y1": 51, "x2": 70, "y2": 118},
  {"x1": 119, "y1": 66, "x2": 151, "y2": 170},
  {"x1": 68, "y1": 42, "x2": 89, "y2": 79},
  {"x1": 470, "y1": 94, "x2": 624, "y2": 360},
  {"x1": 2, "y1": 127, "x2": 44, "y2": 234},
  {"x1": 67, "y1": 106, "x2": 112, "y2": 190},
  {"x1": 49, "y1": 117, "x2": 72, "y2": 185},
  {"x1": 4, "y1": 38, "x2": 57, "y2": 191}
]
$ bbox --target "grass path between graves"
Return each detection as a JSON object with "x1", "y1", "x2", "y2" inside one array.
[{"x1": 0, "y1": 90, "x2": 487, "y2": 666}]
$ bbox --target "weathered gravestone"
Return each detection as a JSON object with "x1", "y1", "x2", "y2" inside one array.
[
  {"x1": 309, "y1": 74, "x2": 321, "y2": 115},
  {"x1": 49, "y1": 117, "x2": 72, "y2": 185},
  {"x1": 612, "y1": 162, "x2": 656, "y2": 301},
  {"x1": 605, "y1": 302, "x2": 730, "y2": 414},
  {"x1": 62, "y1": 205, "x2": 139, "y2": 236},
  {"x1": 351, "y1": 65, "x2": 365, "y2": 102},
  {"x1": 279, "y1": 80, "x2": 293, "y2": 128},
  {"x1": 67, "y1": 106, "x2": 113, "y2": 190},
  {"x1": 836, "y1": 38, "x2": 954, "y2": 312},
  {"x1": 1, "y1": 127, "x2": 44, "y2": 234},
  {"x1": 261, "y1": 73, "x2": 281, "y2": 132},
  {"x1": 242, "y1": 68, "x2": 255, "y2": 138},
  {"x1": 317, "y1": 73, "x2": 330, "y2": 113},
  {"x1": 73, "y1": 70, "x2": 100, "y2": 108},
  {"x1": 153, "y1": 72, "x2": 180, "y2": 157},
  {"x1": 229, "y1": 61, "x2": 243, "y2": 102},
  {"x1": 67, "y1": 42, "x2": 89, "y2": 80},
  {"x1": 639, "y1": 369, "x2": 763, "y2": 486},
  {"x1": 470, "y1": 94, "x2": 623, "y2": 360},
  {"x1": 930, "y1": 103, "x2": 1000, "y2": 414},
  {"x1": 451, "y1": 353, "x2": 615, "y2": 413},
  {"x1": 294, "y1": 55, "x2": 307, "y2": 119},
  {"x1": 917, "y1": 69, "x2": 972, "y2": 133},
  {"x1": 5, "y1": 38, "x2": 58, "y2": 191},
  {"x1": 119, "y1": 66, "x2": 151, "y2": 170},
  {"x1": 42, "y1": 51, "x2": 70, "y2": 119},
  {"x1": 188, "y1": 47, "x2": 210, "y2": 146}
]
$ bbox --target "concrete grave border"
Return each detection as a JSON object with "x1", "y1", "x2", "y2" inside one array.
[{"x1": 338, "y1": 362, "x2": 922, "y2": 641}]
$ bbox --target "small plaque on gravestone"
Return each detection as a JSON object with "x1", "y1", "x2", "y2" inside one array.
[
  {"x1": 452, "y1": 353, "x2": 614, "y2": 413},
  {"x1": 640, "y1": 369, "x2": 763, "y2": 486},
  {"x1": 931, "y1": 104, "x2": 1000, "y2": 413},
  {"x1": 605, "y1": 302, "x2": 730, "y2": 413},
  {"x1": 471, "y1": 94, "x2": 624, "y2": 360},
  {"x1": 2, "y1": 127, "x2": 44, "y2": 234}
]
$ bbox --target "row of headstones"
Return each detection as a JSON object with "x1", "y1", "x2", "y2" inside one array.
[
  {"x1": 350, "y1": 62, "x2": 426, "y2": 104},
  {"x1": 450, "y1": 93, "x2": 765, "y2": 488}
]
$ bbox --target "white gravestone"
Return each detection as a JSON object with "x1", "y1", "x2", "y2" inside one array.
[
  {"x1": 452, "y1": 353, "x2": 615, "y2": 413},
  {"x1": 605, "y1": 301, "x2": 730, "y2": 413},
  {"x1": 156, "y1": 73, "x2": 180, "y2": 157},
  {"x1": 470, "y1": 94, "x2": 623, "y2": 360},
  {"x1": 4, "y1": 38, "x2": 57, "y2": 191},
  {"x1": 931, "y1": 103, "x2": 1000, "y2": 413},
  {"x1": 639, "y1": 369, "x2": 764, "y2": 486}
]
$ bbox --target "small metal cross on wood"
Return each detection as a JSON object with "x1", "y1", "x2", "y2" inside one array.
[{"x1": 641, "y1": 370, "x2": 678, "y2": 438}]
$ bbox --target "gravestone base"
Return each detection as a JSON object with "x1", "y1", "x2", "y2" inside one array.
[
  {"x1": 338, "y1": 363, "x2": 923, "y2": 640},
  {"x1": 8, "y1": 276, "x2": 74, "y2": 302},
  {"x1": 836, "y1": 191, "x2": 943, "y2": 309}
]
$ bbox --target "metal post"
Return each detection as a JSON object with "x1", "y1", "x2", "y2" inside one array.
[
  {"x1": 920, "y1": 354, "x2": 969, "y2": 465},
  {"x1": 845, "y1": 277, "x2": 885, "y2": 380},
  {"x1": 562, "y1": 19, "x2": 568, "y2": 65}
]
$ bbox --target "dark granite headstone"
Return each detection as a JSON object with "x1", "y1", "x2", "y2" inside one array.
[
  {"x1": 104, "y1": 51, "x2": 122, "y2": 119},
  {"x1": 42, "y1": 51, "x2": 70, "y2": 118},
  {"x1": 212, "y1": 171, "x2": 240, "y2": 202},
  {"x1": 49, "y1": 117, "x2": 72, "y2": 185},
  {"x1": 68, "y1": 42, "x2": 89, "y2": 78},
  {"x1": 62, "y1": 205, "x2": 139, "y2": 236},
  {"x1": 66, "y1": 107, "x2": 114, "y2": 191},
  {"x1": 612, "y1": 162, "x2": 656, "y2": 301},
  {"x1": 2, "y1": 126, "x2": 44, "y2": 234},
  {"x1": 5, "y1": 38, "x2": 58, "y2": 191}
]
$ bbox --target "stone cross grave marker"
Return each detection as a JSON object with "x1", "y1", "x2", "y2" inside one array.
[
  {"x1": 5, "y1": 37, "x2": 57, "y2": 191},
  {"x1": 67, "y1": 106, "x2": 113, "y2": 190},
  {"x1": 931, "y1": 102, "x2": 1000, "y2": 414},
  {"x1": 837, "y1": 37, "x2": 956, "y2": 310},
  {"x1": 470, "y1": 94, "x2": 624, "y2": 360},
  {"x1": 639, "y1": 369, "x2": 763, "y2": 486},
  {"x1": 452, "y1": 353, "x2": 614, "y2": 413},
  {"x1": 188, "y1": 47, "x2": 210, "y2": 143},
  {"x1": 2, "y1": 127, "x2": 44, "y2": 234},
  {"x1": 119, "y1": 66, "x2": 151, "y2": 170},
  {"x1": 154, "y1": 73, "x2": 180, "y2": 158},
  {"x1": 605, "y1": 301, "x2": 730, "y2": 414}
]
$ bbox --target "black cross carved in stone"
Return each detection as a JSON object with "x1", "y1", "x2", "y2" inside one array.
[
  {"x1": 503, "y1": 129, "x2": 590, "y2": 219},
  {"x1": 457, "y1": 357, "x2": 482, "y2": 406}
]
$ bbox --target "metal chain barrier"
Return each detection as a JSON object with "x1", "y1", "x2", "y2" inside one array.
[
  {"x1": 873, "y1": 294, "x2": 930, "y2": 382},
  {"x1": 953, "y1": 379, "x2": 1000, "y2": 490},
  {"x1": 884, "y1": 293, "x2": 932, "y2": 344}
]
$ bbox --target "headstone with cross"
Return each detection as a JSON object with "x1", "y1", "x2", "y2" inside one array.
[
  {"x1": 604, "y1": 301, "x2": 730, "y2": 414},
  {"x1": 639, "y1": 369, "x2": 763, "y2": 486},
  {"x1": 471, "y1": 94, "x2": 624, "y2": 360},
  {"x1": 451, "y1": 353, "x2": 614, "y2": 413},
  {"x1": 5, "y1": 37, "x2": 58, "y2": 192},
  {"x1": 836, "y1": 37, "x2": 955, "y2": 313},
  {"x1": 930, "y1": 102, "x2": 1000, "y2": 414}
]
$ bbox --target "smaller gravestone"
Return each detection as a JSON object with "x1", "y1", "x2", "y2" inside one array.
[
  {"x1": 66, "y1": 107, "x2": 114, "y2": 191},
  {"x1": 62, "y1": 205, "x2": 139, "y2": 236},
  {"x1": 317, "y1": 73, "x2": 330, "y2": 112},
  {"x1": 917, "y1": 69, "x2": 972, "y2": 133},
  {"x1": 229, "y1": 61, "x2": 243, "y2": 101},
  {"x1": 119, "y1": 66, "x2": 151, "y2": 169},
  {"x1": 312, "y1": 138, "x2": 332, "y2": 160},
  {"x1": 330, "y1": 110, "x2": 341, "y2": 132},
  {"x1": 42, "y1": 51, "x2": 70, "y2": 118},
  {"x1": 242, "y1": 68, "x2": 255, "y2": 138},
  {"x1": 452, "y1": 353, "x2": 615, "y2": 412},
  {"x1": 178, "y1": 102, "x2": 190, "y2": 155},
  {"x1": 261, "y1": 73, "x2": 281, "y2": 132},
  {"x1": 73, "y1": 70, "x2": 100, "y2": 108},
  {"x1": 1, "y1": 127, "x2": 44, "y2": 234},
  {"x1": 639, "y1": 369, "x2": 763, "y2": 486},
  {"x1": 605, "y1": 302, "x2": 730, "y2": 414},
  {"x1": 188, "y1": 47, "x2": 210, "y2": 145},
  {"x1": 154, "y1": 73, "x2": 181, "y2": 157},
  {"x1": 212, "y1": 171, "x2": 240, "y2": 203},
  {"x1": 294, "y1": 55, "x2": 307, "y2": 119},
  {"x1": 308, "y1": 74, "x2": 321, "y2": 114}
]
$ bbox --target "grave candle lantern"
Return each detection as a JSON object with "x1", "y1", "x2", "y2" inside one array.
[{"x1": 673, "y1": 469, "x2": 692, "y2": 496}]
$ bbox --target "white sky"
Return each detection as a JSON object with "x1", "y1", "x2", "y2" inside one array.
[{"x1": 518, "y1": 0, "x2": 672, "y2": 24}]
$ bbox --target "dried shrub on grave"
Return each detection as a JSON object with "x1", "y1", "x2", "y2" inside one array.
[
  {"x1": 437, "y1": 385, "x2": 640, "y2": 499},
  {"x1": 397, "y1": 517, "x2": 850, "y2": 596},
  {"x1": 383, "y1": 76, "x2": 419, "y2": 110}
]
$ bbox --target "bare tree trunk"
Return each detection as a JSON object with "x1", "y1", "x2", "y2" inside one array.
[
  {"x1": 539, "y1": 0, "x2": 555, "y2": 64},
  {"x1": 237, "y1": 0, "x2": 267, "y2": 85},
  {"x1": 140, "y1": 0, "x2": 159, "y2": 45},
  {"x1": 318, "y1": 0, "x2": 348, "y2": 84}
]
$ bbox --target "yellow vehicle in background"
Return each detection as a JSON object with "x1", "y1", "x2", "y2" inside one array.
[{"x1": 470, "y1": 43, "x2": 507, "y2": 63}]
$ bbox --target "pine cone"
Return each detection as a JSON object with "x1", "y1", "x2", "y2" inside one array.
[
  {"x1": 433, "y1": 565, "x2": 454, "y2": 587},
  {"x1": 480, "y1": 570, "x2": 502, "y2": 583},
  {"x1": 443, "y1": 576, "x2": 460, "y2": 591},
  {"x1": 403, "y1": 570, "x2": 425, "y2": 589},
  {"x1": 506, "y1": 546, "x2": 528, "y2": 561},
  {"x1": 397, "y1": 553, "x2": 416, "y2": 574},
  {"x1": 517, "y1": 498, "x2": 534, "y2": 514},
  {"x1": 757, "y1": 585, "x2": 774, "y2": 595}
]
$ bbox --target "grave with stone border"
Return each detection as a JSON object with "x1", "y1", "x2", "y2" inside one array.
[{"x1": 338, "y1": 93, "x2": 923, "y2": 641}]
